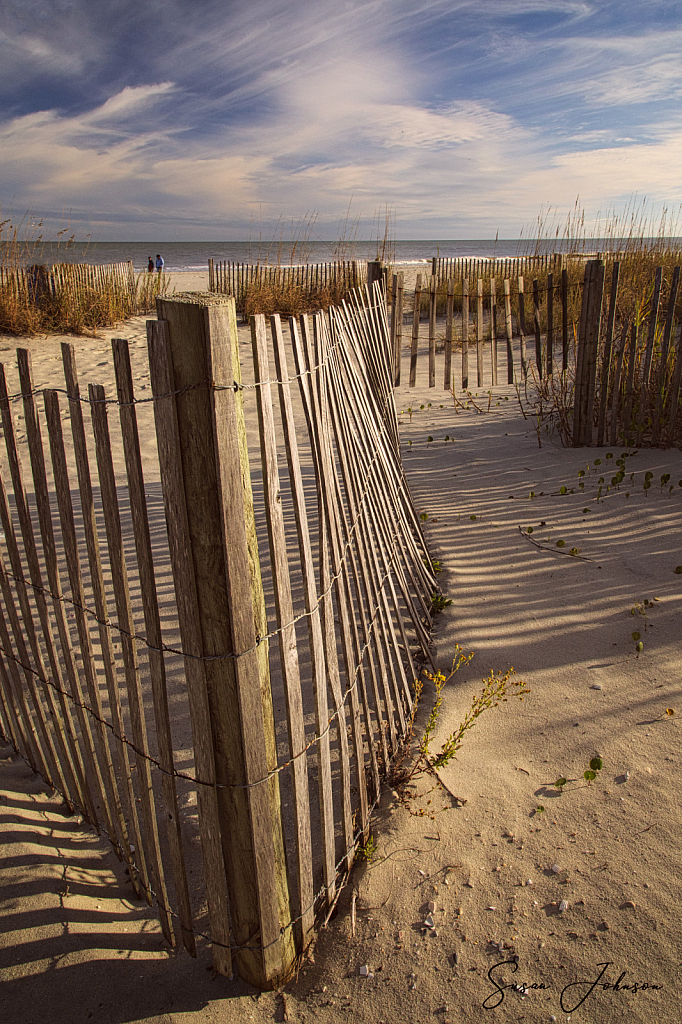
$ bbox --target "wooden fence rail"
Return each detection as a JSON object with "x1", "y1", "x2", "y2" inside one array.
[{"x1": 0, "y1": 284, "x2": 437, "y2": 989}]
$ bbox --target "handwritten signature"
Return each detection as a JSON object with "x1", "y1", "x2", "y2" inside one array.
[{"x1": 483, "y1": 960, "x2": 662, "y2": 1012}]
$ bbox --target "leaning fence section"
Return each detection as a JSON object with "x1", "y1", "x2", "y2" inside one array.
[{"x1": 0, "y1": 284, "x2": 437, "y2": 989}]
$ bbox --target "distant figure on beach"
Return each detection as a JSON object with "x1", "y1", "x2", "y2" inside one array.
[
  {"x1": 155, "y1": 254, "x2": 164, "y2": 273},
  {"x1": 147, "y1": 256, "x2": 154, "y2": 273}
]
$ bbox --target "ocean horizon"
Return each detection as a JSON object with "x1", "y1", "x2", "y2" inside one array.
[{"x1": 12, "y1": 237, "x2": 679, "y2": 273}]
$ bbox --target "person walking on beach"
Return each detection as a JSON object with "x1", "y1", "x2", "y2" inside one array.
[
  {"x1": 155, "y1": 254, "x2": 164, "y2": 273},
  {"x1": 147, "y1": 256, "x2": 154, "y2": 273}
]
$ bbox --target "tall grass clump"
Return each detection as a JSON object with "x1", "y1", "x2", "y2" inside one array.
[
  {"x1": 517, "y1": 199, "x2": 682, "y2": 448},
  {"x1": 0, "y1": 212, "x2": 168, "y2": 336},
  {"x1": 241, "y1": 277, "x2": 354, "y2": 319}
]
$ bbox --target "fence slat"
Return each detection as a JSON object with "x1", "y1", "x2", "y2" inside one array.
[
  {"x1": 596, "y1": 263, "x2": 620, "y2": 446},
  {"x1": 503, "y1": 280, "x2": 514, "y2": 384},
  {"x1": 0, "y1": 367, "x2": 75, "y2": 801},
  {"x1": 444, "y1": 278, "x2": 454, "y2": 390},
  {"x1": 16, "y1": 349, "x2": 98, "y2": 824},
  {"x1": 428, "y1": 276, "x2": 437, "y2": 388},
  {"x1": 654, "y1": 267, "x2": 681, "y2": 444},
  {"x1": 111, "y1": 337, "x2": 196, "y2": 957},
  {"x1": 461, "y1": 280, "x2": 469, "y2": 390},
  {"x1": 637, "y1": 266, "x2": 663, "y2": 443},
  {"x1": 610, "y1": 319, "x2": 629, "y2": 446},
  {"x1": 490, "y1": 278, "x2": 498, "y2": 386},
  {"x1": 410, "y1": 274, "x2": 422, "y2": 387},
  {"x1": 89, "y1": 381, "x2": 175, "y2": 946},
  {"x1": 252, "y1": 314, "x2": 315, "y2": 948},
  {"x1": 42, "y1": 387, "x2": 139, "y2": 877},
  {"x1": 622, "y1": 321, "x2": 639, "y2": 445},
  {"x1": 583, "y1": 261, "x2": 605, "y2": 445}
]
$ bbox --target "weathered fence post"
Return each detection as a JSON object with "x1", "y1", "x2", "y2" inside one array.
[
  {"x1": 367, "y1": 260, "x2": 385, "y2": 293},
  {"x1": 153, "y1": 292, "x2": 295, "y2": 989}
]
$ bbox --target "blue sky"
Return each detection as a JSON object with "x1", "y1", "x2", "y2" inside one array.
[{"x1": 2, "y1": 0, "x2": 681, "y2": 240}]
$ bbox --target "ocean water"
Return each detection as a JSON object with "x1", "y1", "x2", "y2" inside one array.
[{"x1": 28, "y1": 239, "x2": 543, "y2": 273}]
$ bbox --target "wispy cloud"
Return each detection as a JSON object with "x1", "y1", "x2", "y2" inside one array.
[{"x1": 0, "y1": 0, "x2": 680, "y2": 237}]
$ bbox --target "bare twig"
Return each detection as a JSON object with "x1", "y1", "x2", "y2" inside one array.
[{"x1": 518, "y1": 524, "x2": 594, "y2": 562}]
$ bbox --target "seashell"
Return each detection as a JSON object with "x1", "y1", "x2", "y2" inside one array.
[
  {"x1": 427, "y1": 901, "x2": 436, "y2": 912},
  {"x1": 551, "y1": 864, "x2": 561, "y2": 873},
  {"x1": 590, "y1": 683, "x2": 602, "y2": 690},
  {"x1": 424, "y1": 914, "x2": 434, "y2": 928},
  {"x1": 525, "y1": 879, "x2": 533, "y2": 886},
  {"x1": 559, "y1": 900, "x2": 568, "y2": 913},
  {"x1": 359, "y1": 964, "x2": 370, "y2": 976}
]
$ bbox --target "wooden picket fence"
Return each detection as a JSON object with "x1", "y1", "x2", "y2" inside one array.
[
  {"x1": 572, "y1": 259, "x2": 682, "y2": 447},
  {"x1": 431, "y1": 252, "x2": 565, "y2": 284},
  {"x1": 0, "y1": 261, "x2": 136, "y2": 302},
  {"x1": 0, "y1": 285, "x2": 437, "y2": 988},
  {"x1": 208, "y1": 259, "x2": 365, "y2": 310},
  {"x1": 389, "y1": 268, "x2": 584, "y2": 390}
]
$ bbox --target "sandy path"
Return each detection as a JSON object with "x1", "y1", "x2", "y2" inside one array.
[{"x1": 1, "y1": 309, "x2": 681, "y2": 1023}]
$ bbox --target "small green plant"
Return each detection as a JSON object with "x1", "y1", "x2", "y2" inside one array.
[
  {"x1": 425, "y1": 558, "x2": 443, "y2": 574},
  {"x1": 427, "y1": 435, "x2": 433, "y2": 446},
  {"x1": 556, "y1": 539, "x2": 566, "y2": 547},
  {"x1": 420, "y1": 510, "x2": 429, "y2": 522},
  {"x1": 431, "y1": 593, "x2": 453, "y2": 612},
  {"x1": 393, "y1": 647, "x2": 529, "y2": 801},
  {"x1": 552, "y1": 756, "x2": 603, "y2": 791},
  {"x1": 359, "y1": 833, "x2": 378, "y2": 862},
  {"x1": 569, "y1": 547, "x2": 581, "y2": 556},
  {"x1": 584, "y1": 756, "x2": 603, "y2": 783}
]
